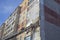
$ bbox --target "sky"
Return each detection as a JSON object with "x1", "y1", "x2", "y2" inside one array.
[{"x1": 0, "y1": 0, "x2": 23, "y2": 26}]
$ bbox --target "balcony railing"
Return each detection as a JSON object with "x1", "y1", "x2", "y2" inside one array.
[{"x1": 4, "y1": 21, "x2": 40, "y2": 40}]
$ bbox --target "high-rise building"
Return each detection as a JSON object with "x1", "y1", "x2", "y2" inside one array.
[
  {"x1": 0, "y1": 0, "x2": 40, "y2": 40},
  {"x1": 0, "y1": 23, "x2": 5, "y2": 40},
  {"x1": 40, "y1": 0, "x2": 60, "y2": 40},
  {"x1": 16, "y1": 0, "x2": 41, "y2": 40},
  {"x1": 0, "y1": 27, "x2": 2, "y2": 39},
  {"x1": 0, "y1": 0, "x2": 60, "y2": 40},
  {"x1": 16, "y1": 0, "x2": 28, "y2": 40},
  {"x1": 26, "y1": 0, "x2": 40, "y2": 40},
  {"x1": 2, "y1": 7, "x2": 21, "y2": 40}
]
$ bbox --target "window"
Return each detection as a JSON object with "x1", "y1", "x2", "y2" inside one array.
[
  {"x1": 20, "y1": 36, "x2": 22, "y2": 40},
  {"x1": 6, "y1": 24, "x2": 8, "y2": 27},
  {"x1": 9, "y1": 17, "x2": 11, "y2": 21},
  {"x1": 32, "y1": 27, "x2": 40, "y2": 40},
  {"x1": 22, "y1": 22, "x2": 24, "y2": 27},
  {"x1": 8, "y1": 28, "x2": 12, "y2": 33},
  {"x1": 28, "y1": 0, "x2": 38, "y2": 11},
  {"x1": 13, "y1": 13, "x2": 16, "y2": 16},
  {"x1": 24, "y1": 36, "x2": 31, "y2": 40},
  {"x1": 28, "y1": 2, "x2": 34, "y2": 11},
  {"x1": 28, "y1": 0, "x2": 34, "y2": 6},
  {"x1": 5, "y1": 25, "x2": 11, "y2": 31},
  {"x1": 12, "y1": 21, "x2": 14, "y2": 25},
  {"x1": 25, "y1": 2, "x2": 27, "y2": 6}
]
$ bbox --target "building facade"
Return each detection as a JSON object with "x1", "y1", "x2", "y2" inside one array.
[
  {"x1": 0, "y1": 23, "x2": 5, "y2": 40},
  {"x1": 1, "y1": 0, "x2": 60, "y2": 40},
  {"x1": 2, "y1": 7, "x2": 21, "y2": 40},
  {"x1": 0, "y1": 27, "x2": 2, "y2": 40},
  {"x1": 40, "y1": 0, "x2": 60, "y2": 40},
  {"x1": 17, "y1": 0, "x2": 41, "y2": 40},
  {"x1": 16, "y1": 0, "x2": 28, "y2": 40},
  {"x1": 26, "y1": 0, "x2": 40, "y2": 40},
  {"x1": 0, "y1": 0, "x2": 41, "y2": 40}
]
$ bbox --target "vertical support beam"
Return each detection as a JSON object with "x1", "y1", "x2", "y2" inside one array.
[{"x1": 39, "y1": 0, "x2": 45, "y2": 40}]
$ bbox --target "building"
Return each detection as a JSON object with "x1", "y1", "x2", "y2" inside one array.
[
  {"x1": 1, "y1": 0, "x2": 60, "y2": 40},
  {"x1": 17, "y1": 0, "x2": 28, "y2": 31},
  {"x1": 0, "y1": 26, "x2": 5, "y2": 40},
  {"x1": 26, "y1": 0, "x2": 40, "y2": 40},
  {"x1": 16, "y1": 0, "x2": 41, "y2": 40},
  {"x1": 2, "y1": 7, "x2": 21, "y2": 40},
  {"x1": 0, "y1": 27, "x2": 2, "y2": 40},
  {"x1": 40, "y1": 0, "x2": 60, "y2": 40},
  {"x1": 0, "y1": 23, "x2": 5, "y2": 40},
  {"x1": 16, "y1": 0, "x2": 28, "y2": 40},
  {"x1": 0, "y1": 0, "x2": 41, "y2": 40}
]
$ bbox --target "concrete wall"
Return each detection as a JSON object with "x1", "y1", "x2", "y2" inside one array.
[
  {"x1": 40, "y1": 0, "x2": 60, "y2": 40},
  {"x1": 45, "y1": 21, "x2": 60, "y2": 40}
]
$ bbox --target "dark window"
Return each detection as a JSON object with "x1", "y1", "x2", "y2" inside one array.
[{"x1": 12, "y1": 21, "x2": 14, "y2": 25}]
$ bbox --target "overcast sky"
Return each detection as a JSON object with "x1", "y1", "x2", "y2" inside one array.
[{"x1": 0, "y1": 0, "x2": 23, "y2": 26}]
